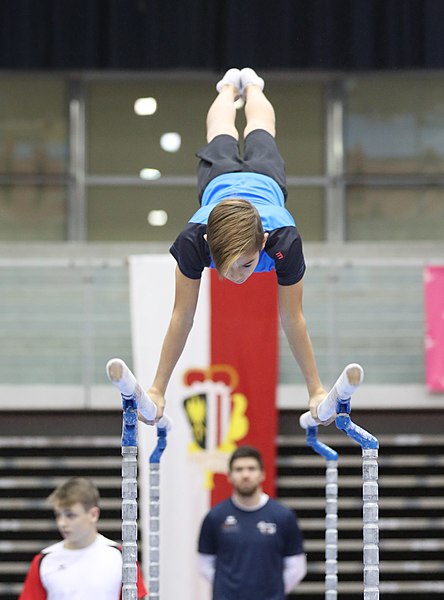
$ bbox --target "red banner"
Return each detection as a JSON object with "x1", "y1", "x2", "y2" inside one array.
[{"x1": 210, "y1": 270, "x2": 278, "y2": 504}]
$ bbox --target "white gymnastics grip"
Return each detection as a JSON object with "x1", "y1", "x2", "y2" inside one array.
[
  {"x1": 106, "y1": 358, "x2": 172, "y2": 430},
  {"x1": 299, "y1": 363, "x2": 364, "y2": 429}
]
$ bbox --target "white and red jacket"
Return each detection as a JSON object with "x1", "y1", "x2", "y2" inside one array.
[{"x1": 19, "y1": 534, "x2": 147, "y2": 599}]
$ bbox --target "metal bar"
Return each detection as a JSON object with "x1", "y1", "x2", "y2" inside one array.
[
  {"x1": 335, "y1": 399, "x2": 379, "y2": 600},
  {"x1": 325, "y1": 79, "x2": 345, "y2": 242},
  {"x1": 107, "y1": 359, "x2": 172, "y2": 600},
  {"x1": 85, "y1": 175, "x2": 330, "y2": 187},
  {"x1": 67, "y1": 77, "x2": 87, "y2": 241},
  {"x1": 0, "y1": 252, "x2": 442, "y2": 269},
  {"x1": 305, "y1": 426, "x2": 339, "y2": 600},
  {"x1": 299, "y1": 364, "x2": 364, "y2": 428},
  {"x1": 148, "y1": 427, "x2": 168, "y2": 600},
  {"x1": 362, "y1": 448, "x2": 379, "y2": 600},
  {"x1": 121, "y1": 394, "x2": 139, "y2": 600}
]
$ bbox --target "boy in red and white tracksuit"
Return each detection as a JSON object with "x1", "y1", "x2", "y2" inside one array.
[{"x1": 19, "y1": 477, "x2": 147, "y2": 599}]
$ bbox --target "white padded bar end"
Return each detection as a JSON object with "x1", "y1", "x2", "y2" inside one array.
[
  {"x1": 106, "y1": 358, "x2": 172, "y2": 430},
  {"x1": 299, "y1": 363, "x2": 364, "y2": 429}
]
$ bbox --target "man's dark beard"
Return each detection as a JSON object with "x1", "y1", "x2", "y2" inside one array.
[{"x1": 235, "y1": 483, "x2": 258, "y2": 498}]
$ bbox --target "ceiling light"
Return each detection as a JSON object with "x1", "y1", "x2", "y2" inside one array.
[
  {"x1": 147, "y1": 209, "x2": 168, "y2": 226},
  {"x1": 134, "y1": 97, "x2": 157, "y2": 116},
  {"x1": 160, "y1": 132, "x2": 181, "y2": 153},
  {"x1": 139, "y1": 168, "x2": 161, "y2": 180}
]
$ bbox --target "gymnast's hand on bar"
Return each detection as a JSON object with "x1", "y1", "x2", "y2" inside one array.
[
  {"x1": 309, "y1": 388, "x2": 335, "y2": 426},
  {"x1": 138, "y1": 386, "x2": 166, "y2": 424}
]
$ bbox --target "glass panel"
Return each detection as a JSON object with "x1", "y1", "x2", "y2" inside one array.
[
  {"x1": 0, "y1": 261, "x2": 424, "y2": 387},
  {"x1": 87, "y1": 82, "x2": 213, "y2": 176},
  {"x1": 346, "y1": 188, "x2": 444, "y2": 241},
  {"x1": 0, "y1": 264, "x2": 131, "y2": 385},
  {"x1": 0, "y1": 185, "x2": 66, "y2": 241},
  {"x1": 286, "y1": 186, "x2": 325, "y2": 241},
  {"x1": 88, "y1": 185, "x2": 325, "y2": 243},
  {"x1": 87, "y1": 185, "x2": 198, "y2": 242},
  {"x1": 280, "y1": 265, "x2": 424, "y2": 385},
  {"x1": 0, "y1": 75, "x2": 68, "y2": 175},
  {"x1": 267, "y1": 83, "x2": 325, "y2": 175},
  {"x1": 345, "y1": 77, "x2": 444, "y2": 175},
  {"x1": 87, "y1": 81, "x2": 325, "y2": 177}
]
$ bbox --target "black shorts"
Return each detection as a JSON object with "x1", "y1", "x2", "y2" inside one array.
[{"x1": 196, "y1": 129, "x2": 288, "y2": 203}]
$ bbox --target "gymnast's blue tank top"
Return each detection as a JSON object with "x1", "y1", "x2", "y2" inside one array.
[{"x1": 189, "y1": 172, "x2": 296, "y2": 273}]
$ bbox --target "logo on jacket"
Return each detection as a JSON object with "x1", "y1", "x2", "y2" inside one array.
[
  {"x1": 257, "y1": 521, "x2": 277, "y2": 535},
  {"x1": 222, "y1": 515, "x2": 239, "y2": 532},
  {"x1": 275, "y1": 251, "x2": 284, "y2": 260},
  {"x1": 182, "y1": 364, "x2": 249, "y2": 489}
]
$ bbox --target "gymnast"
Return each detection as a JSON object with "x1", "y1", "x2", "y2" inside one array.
[{"x1": 145, "y1": 67, "x2": 328, "y2": 424}]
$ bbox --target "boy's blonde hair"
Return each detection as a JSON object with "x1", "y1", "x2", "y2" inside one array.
[
  {"x1": 206, "y1": 198, "x2": 264, "y2": 275},
  {"x1": 48, "y1": 477, "x2": 100, "y2": 511}
]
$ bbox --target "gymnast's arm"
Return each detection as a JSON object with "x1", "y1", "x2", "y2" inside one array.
[
  {"x1": 146, "y1": 266, "x2": 201, "y2": 420},
  {"x1": 277, "y1": 279, "x2": 327, "y2": 421}
]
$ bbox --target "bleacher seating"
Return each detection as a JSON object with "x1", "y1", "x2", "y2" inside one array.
[
  {"x1": 0, "y1": 413, "x2": 127, "y2": 600},
  {"x1": 1, "y1": 410, "x2": 443, "y2": 599},
  {"x1": 279, "y1": 410, "x2": 444, "y2": 599}
]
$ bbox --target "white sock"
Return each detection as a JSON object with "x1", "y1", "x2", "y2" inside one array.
[
  {"x1": 216, "y1": 68, "x2": 242, "y2": 94},
  {"x1": 240, "y1": 67, "x2": 265, "y2": 96}
]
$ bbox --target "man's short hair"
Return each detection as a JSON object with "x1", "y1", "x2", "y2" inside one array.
[
  {"x1": 228, "y1": 445, "x2": 264, "y2": 471},
  {"x1": 48, "y1": 477, "x2": 100, "y2": 511},
  {"x1": 206, "y1": 198, "x2": 264, "y2": 276}
]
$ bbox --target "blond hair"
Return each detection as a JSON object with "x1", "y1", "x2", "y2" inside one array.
[
  {"x1": 48, "y1": 477, "x2": 100, "y2": 511},
  {"x1": 206, "y1": 198, "x2": 264, "y2": 275}
]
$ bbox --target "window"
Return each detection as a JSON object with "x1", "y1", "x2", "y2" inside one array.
[{"x1": 0, "y1": 75, "x2": 68, "y2": 240}]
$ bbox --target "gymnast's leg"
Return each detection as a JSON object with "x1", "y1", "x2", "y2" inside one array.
[
  {"x1": 241, "y1": 68, "x2": 276, "y2": 138},
  {"x1": 206, "y1": 68, "x2": 241, "y2": 142}
]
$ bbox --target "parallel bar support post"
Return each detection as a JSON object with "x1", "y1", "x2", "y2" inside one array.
[
  {"x1": 335, "y1": 400, "x2": 379, "y2": 600},
  {"x1": 306, "y1": 426, "x2": 339, "y2": 600},
  {"x1": 325, "y1": 458, "x2": 338, "y2": 600},
  {"x1": 362, "y1": 447, "x2": 379, "y2": 600},
  {"x1": 149, "y1": 426, "x2": 168, "y2": 600},
  {"x1": 121, "y1": 395, "x2": 138, "y2": 600},
  {"x1": 107, "y1": 358, "x2": 172, "y2": 600}
]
